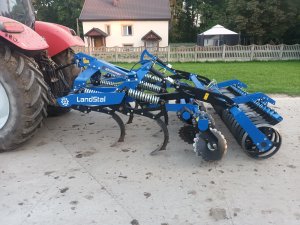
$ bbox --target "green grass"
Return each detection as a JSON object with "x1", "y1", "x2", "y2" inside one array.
[{"x1": 117, "y1": 61, "x2": 300, "y2": 96}]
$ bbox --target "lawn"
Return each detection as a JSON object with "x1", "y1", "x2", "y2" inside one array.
[{"x1": 117, "y1": 61, "x2": 300, "y2": 96}]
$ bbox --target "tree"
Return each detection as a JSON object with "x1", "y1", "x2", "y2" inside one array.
[
  {"x1": 169, "y1": 0, "x2": 228, "y2": 43},
  {"x1": 170, "y1": 0, "x2": 205, "y2": 43},
  {"x1": 281, "y1": 0, "x2": 300, "y2": 44},
  {"x1": 197, "y1": 0, "x2": 227, "y2": 33},
  {"x1": 169, "y1": 0, "x2": 300, "y2": 44},
  {"x1": 226, "y1": 0, "x2": 298, "y2": 44},
  {"x1": 33, "y1": 0, "x2": 84, "y2": 35}
]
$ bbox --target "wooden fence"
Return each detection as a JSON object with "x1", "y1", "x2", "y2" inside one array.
[{"x1": 74, "y1": 44, "x2": 300, "y2": 62}]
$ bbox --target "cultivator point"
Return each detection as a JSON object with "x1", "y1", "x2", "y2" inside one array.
[{"x1": 57, "y1": 50, "x2": 283, "y2": 161}]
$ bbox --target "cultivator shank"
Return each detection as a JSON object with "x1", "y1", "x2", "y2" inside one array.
[{"x1": 57, "y1": 50, "x2": 283, "y2": 161}]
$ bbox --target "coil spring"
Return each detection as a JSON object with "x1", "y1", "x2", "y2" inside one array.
[
  {"x1": 143, "y1": 74, "x2": 162, "y2": 83},
  {"x1": 99, "y1": 80, "x2": 119, "y2": 87},
  {"x1": 84, "y1": 88, "x2": 101, "y2": 94},
  {"x1": 128, "y1": 89, "x2": 160, "y2": 104},
  {"x1": 138, "y1": 81, "x2": 162, "y2": 93}
]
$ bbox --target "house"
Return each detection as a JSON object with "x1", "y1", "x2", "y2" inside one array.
[
  {"x1": 79, "y1": 0, "x2": 171, "y2": 48},
  {"x1": 197, "y1": 25, "x2": 239, "y2": 46}
]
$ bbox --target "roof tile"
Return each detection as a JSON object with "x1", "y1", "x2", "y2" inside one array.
[{"x1": 80, "y1": 0, "x2": 171, "y2": 21}]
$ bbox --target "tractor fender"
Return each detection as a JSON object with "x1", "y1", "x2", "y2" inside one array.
[
  {"x1": 0, "y1": 16, "x2": 48, "y2": 51},
  {"x1": 35, "y1": 21, "x2": 84, "y2": 57}
]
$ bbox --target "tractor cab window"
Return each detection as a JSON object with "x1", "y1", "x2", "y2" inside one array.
[{"x1": 0, "y1": 0, "x2": 35, "y2": 28}]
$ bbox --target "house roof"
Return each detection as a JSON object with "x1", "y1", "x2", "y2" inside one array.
[
  {"x1": 200, "y1": 25, "x2": 237, "y2": 36},
  {"x1": 84, "y1": 28, "x2": 108, "y2": 37},
  {"x1": 79, "y1": 0, "x2": 171, "y2": 21},
  {"x1": 141, "y1": 30, "x2": 162, "y2": 41}
]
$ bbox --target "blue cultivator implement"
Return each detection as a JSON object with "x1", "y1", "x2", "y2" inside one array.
[{"x1": 57, "y1": 50, "x2": 283, "y2": 161}]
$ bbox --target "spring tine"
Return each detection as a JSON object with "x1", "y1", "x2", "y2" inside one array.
[
  {"x1": 138, "y1": 81, "x2": 162, "y2": 93},
  {"x1": 150, "y1": 118, "x2": 169, "y2": 155},
  {"x1": 144, "y1": 73, "x2": 162, "y2": 83},
  {"x1": 128, "y1": 89, "x2": 160, "y2": 104},
  {"x1": 111, "y1": 112, "x2": 126, "y2": 142},
  {"x1": 99, "y1": 80, "x2": 119, "y2": 87}
]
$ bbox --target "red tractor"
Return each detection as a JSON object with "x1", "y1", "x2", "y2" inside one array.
[{"x1": 0, "y1": 0, "x2": 85, "y2": 151}]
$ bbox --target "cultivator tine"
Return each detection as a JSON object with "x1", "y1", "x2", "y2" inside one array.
[
  {"x1": 150, "y1": 118, "x2": 169, "y2": 155},
  {"x1": 97, "y1": 108, "x2": 126, "y2": 143},
  {"x1": 111, "y1": 112, "x2": 126, "y2": 142},
  {"x1": 70, "y1": 105, "x2": 126, "y2": 143},
  {"x1": 127, "y1": 113, "x2": 134, "y2": 124},
  {"x1": 126, "y1": 103, "x2": 136, "y2": 124}
]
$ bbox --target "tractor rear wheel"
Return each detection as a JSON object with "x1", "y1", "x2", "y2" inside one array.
[{"x1": 0, "y1": 46, "x2": 48, "y2": 151}]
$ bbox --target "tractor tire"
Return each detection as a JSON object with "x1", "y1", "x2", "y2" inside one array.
[
  {"x1": 47, "y1": 48, "x2": 80, "y2": 117},
  {"x1": 0, "y1": 46, "x2": 48, "y2": 151}
]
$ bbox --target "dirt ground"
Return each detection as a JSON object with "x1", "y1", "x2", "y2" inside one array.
[{"x1": 0, "y1": 96, "x2": 299, "y2": 225}]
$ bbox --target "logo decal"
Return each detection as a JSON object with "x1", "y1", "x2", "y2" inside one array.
[
  {"x1": 60, "y1": 97, "x2": 69, "y2": 107},
  {"x1": 76, "y1": 96, "x2": 106, "y2": 103}
]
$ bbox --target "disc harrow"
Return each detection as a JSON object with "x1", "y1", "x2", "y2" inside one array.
[{"x1": 56, "y1": 50, "x2": 283, "y2": 161}]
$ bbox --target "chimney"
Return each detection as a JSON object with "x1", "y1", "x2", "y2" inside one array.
[{"x1": 113, "y1": 0, "x2": 119, "y2": 7}]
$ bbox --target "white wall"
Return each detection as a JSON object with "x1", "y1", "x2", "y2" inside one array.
[{"x1": 82, "y1": 20, "x2": 169, "y2": 47}]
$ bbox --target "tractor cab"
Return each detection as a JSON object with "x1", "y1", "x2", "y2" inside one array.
[{"x1": 0, "y1": 0, "x2": 35, "y2": 28}]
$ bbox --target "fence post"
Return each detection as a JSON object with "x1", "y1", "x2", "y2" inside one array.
[
  {"x1": 279, "y1": 44, "x2": 284, "y2": 59},
  {"x1": 167, "y1": 45, "x2": 171, "y2": 62},
  {"x1": 115, "y1": 46, "x2": 118, "y2": 62},
  {"x1": 222, "y1": 44, "x2": 226, "y2": 60},
  {"x1": 194, "y1": 46, "x2": 197, "y2": 62},
  {"x1": 250, "y1": 44, "x2": 255, "y2": 61},
  {"x1": 88, "y1": 46, "x2": 91, "y2": 55},
  {"x1": 87, "y1": 37, "x2": 91, "y2": 55}
]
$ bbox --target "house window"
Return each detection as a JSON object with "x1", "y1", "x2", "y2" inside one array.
[
  {"x1": 123, "y1": 44, "x2": 134, "y2": 51},
  {"x1": 106, "y1": 25, "x2": 111, "y2": 35},
  {"x1": 122, "y1": 25, "x2": 132, "y2": 36}
]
